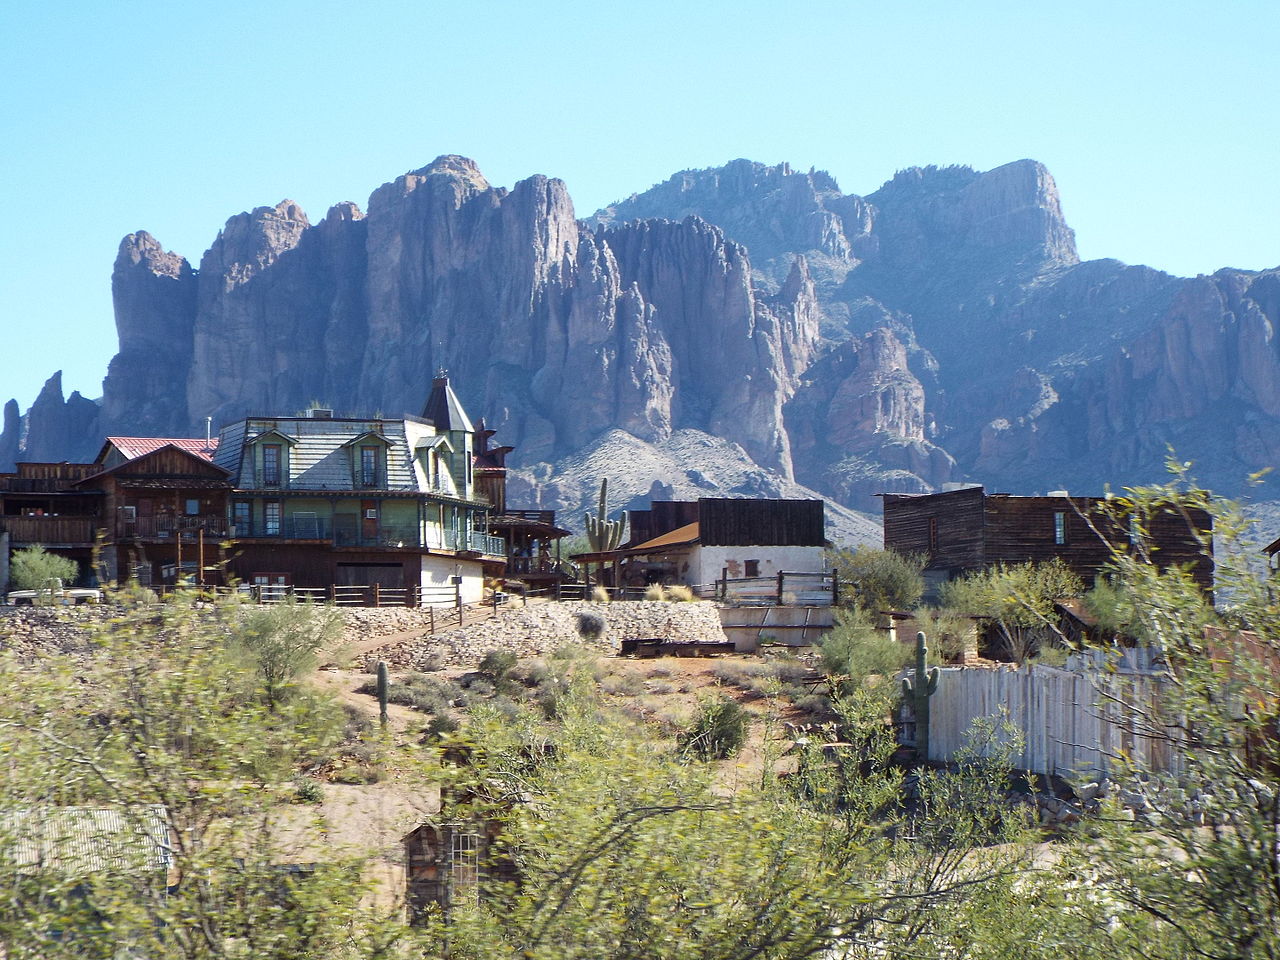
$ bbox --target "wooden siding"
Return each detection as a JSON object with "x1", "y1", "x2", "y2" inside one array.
[
  {"x1": 884, "y1": 488, "x2": 1214, "y2": 593},
  {"x1": 883, "y1": 486, "x2": 986, "y2": 572},
  {"x1": 227, "y1": 544, "x2": 418, "y2": 588},
  {"x1": 983, "y1": 495, "x2": 1115, "y2": 580},
  {"x1": 699, "y1": 498, "x2": 825, "y2": 547},
  {"x1": 0, "y1": 515, "x2": 100, "y2": 546},
  {"x1": 626, "y1": 501, "x2": 700, "y2": 548}
]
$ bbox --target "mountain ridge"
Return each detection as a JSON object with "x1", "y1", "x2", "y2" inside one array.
[{"x1": 4, "y1": 154, "x2": 1278, "y2": 529}]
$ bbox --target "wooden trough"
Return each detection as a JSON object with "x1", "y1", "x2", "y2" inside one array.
[{"x1": 618, "y1": 637, "x2": 738, "y2": 658}]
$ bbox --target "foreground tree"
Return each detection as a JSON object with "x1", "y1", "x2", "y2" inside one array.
[
  {"x1": 0, "y1": 589, "x2": 422, "y2": 959},
  {"x1": 938, "y1": 558, "x2": 1084, "y2": 661},
  {"x1": 8, "y1": 545, "x2": 79, "y2": 594}
]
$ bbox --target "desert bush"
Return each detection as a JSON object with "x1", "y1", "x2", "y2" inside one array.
[
  {"x1": 644, "y1": 584, "x2": 667, "y2": 601},
  {"x1": 591, "y1": 585, "x2": 612, "y2": 603},
  {"x1": 818, "y1": 605, "x2": 913, "y2": 686},
  {"x1": 479, "y1": 649, "x2": 518, "y2": 679},
  {"x1": 827, "y1": 546, "x2": 926, "y2": 612},
  {"x1": 601, "y1": 673, "x2": 644, "y2": 697},
  {"x1": 235, "y1": 595, "x2": 343, "y2": 709},
  {"x1": 665, "y1": 584, "x2": 695, "y2": 602},
  {"x1": 575, "y1": 611, "x2": 606, "y2": 640},
  {"x1": 293, "y1": 778, "x2": 325, "y2": 804},
  {"x1": 679, "y1": 694, "x2": 748, "y2": 760}
]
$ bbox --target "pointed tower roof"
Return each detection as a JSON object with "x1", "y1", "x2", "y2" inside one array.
[{"x1": 421, "y1": 373, "x2": 475, "y2": 433}]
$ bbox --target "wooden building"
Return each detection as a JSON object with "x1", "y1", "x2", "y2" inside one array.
[
  {"x1": 0, "y1": 438, "x2": 228, "y2": 589},
  {"x1": 212, "y1": 377, "x2": 505, "y2": 603},
  {"x1": 882, "y1": 486, "x2": 1214, "y2": 597},
  {"x1": 76, "y1": 439, "x2": 230, "y2": 587},
  {"x1": 0, "y1": 462, "x2": 103, "y2": 585},
  {"x1": 583, "y1": 498, "x2": 827, "y2": 590}
]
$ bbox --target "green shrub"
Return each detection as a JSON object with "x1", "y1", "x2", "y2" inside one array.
[
  {"x1": 9, "y1": 545, "x2": 79, "y2": 594},
  {"x1": 479, "y1": 649, "x2": 518, "y2": 679},
  {"x1": 818, "y1": 605, "x2": 913, "y2": 684},
  {"x1": 679, "y1": 695, "x2": 748, "y2": 760},
  {"x1": 293, "y1": 778, "x2": 324, "y2": 804}
]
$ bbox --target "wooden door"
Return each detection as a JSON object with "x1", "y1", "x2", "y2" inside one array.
[{"x1": 361, "y1": 500, "x2": 378, "y2": 542}]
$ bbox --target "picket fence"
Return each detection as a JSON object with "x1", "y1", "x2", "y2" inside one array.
[{"x1": 911, "y1": 663, "x2": 1179, "y2": 781}]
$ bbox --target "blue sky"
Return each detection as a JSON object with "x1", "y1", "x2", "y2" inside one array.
[{"x1": 1, "y1": 0, "x2": 1277, "y2": 413}]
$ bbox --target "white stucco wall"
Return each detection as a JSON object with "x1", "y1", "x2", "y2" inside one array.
[
  {"x1": 694, "y1": 545, "x2": 826, "y2": 588},
  {"x1": 420, "y1": 555, "x2": 485, "y2": 605}
]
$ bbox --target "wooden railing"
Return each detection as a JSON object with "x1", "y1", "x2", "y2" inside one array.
[
  {"x1": 0, "y1": 516, "x2": 99, "y2": 545},
  {"x1": 119, "y1": 515, "x2": 230, "y2": 539}
]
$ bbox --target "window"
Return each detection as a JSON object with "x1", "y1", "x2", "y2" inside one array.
[
  {"x1": 744, "y1": 559, "x2": 760, "y2": 578},
  {"x1": 265, "y1": 501, "x2": 281, "y2": 536},
  {"x1": 449, "y1": 829, "x2": 482, "y2": 902},
  {"x1": 185, "y1": 499, "x2": 200, "y2": 516},
  {"x1": 262, "y1": 444, "x2": 282, "y2": 487},
  {"x1": 360, "y1": 446, "x2": 378, "y2": 486},
  {"x1": 233, "y1": 501, "x2": 251, "y2": 533},
  {"x1": 1053, "y1": 511, "x2": 1067, "y2": 546}
]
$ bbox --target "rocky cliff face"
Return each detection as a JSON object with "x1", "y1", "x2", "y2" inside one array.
[{"x1": 3, "y1": 154, "x2": 1277, "y2": 520}]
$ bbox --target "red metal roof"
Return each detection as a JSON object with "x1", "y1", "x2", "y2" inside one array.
[{"x1": 105, "y1": 437, "x2": 219, "y2": 462}]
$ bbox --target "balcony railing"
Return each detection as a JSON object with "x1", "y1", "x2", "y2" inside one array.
[
  {"x1": 507, "y1": 555, "x2": 573, "y2": 575},
  {"x1": 226, "y1": 518, "x2": 504, "y2": 556},
  {"x1": 0, "y1": 516, "x2": 99, "y2": 545},
  {"x1": 119, "y1": 515, "x2": 230, "y2": 540},
  {"x1": 234, "y1": 517, "x2": 332, "y2": 540}
]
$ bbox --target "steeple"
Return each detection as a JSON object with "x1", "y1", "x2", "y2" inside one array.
[{"x1": 421, "y1": 372, "x2": 475, "y2": 433}]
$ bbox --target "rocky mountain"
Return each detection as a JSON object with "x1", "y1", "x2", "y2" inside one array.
[{"x1": 4, "y1": 154, "x2": 1278, "y2": 535}]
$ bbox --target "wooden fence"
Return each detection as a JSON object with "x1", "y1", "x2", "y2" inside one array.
[
  {"x1": 708, "y1": 572, "x2": 837, "y2": 606},
  {"x1": 909, "y1": 663, "x2": 1179, "y2": 781}
]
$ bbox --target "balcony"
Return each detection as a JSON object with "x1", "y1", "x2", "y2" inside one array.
[
  {"x1": 226, "y1": 518, "x2": 505, "y2": 556},
  {"x1": 118, "y1": 515, "x2": 230, "y2": 540},
  {"x1": 0, "y1": 515, "x2": 99, "y2": 546},
  {"x1": 234, "y1": 517, "x2": 332, "y2": 540}
]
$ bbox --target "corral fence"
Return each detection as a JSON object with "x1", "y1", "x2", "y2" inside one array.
[
  {"x1": 707, "y1": 572, "x2": 838, "y2": 607},
  {"x1": 904, "y1": 661, "x2": 1181, "y2": 781}
]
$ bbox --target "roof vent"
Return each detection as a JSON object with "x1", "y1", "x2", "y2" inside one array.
[{"x1": 308, "y1": 407, "x2": 334, "y2": 419}]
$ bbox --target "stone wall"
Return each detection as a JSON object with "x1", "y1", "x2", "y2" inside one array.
[{"x1": 357, "y1": 600, "x2": 729, "y2": 670}]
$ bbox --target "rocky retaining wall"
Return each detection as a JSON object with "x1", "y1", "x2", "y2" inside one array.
[
  {"x1": 359, "y1": 601, "x2": 729, "y2": 671},
  {"x1": 0, "y1": 605, "x2": 114, "y2": 656}
]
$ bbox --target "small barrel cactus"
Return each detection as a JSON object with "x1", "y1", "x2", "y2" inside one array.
[{"x1": 901, "y1": 631, "x2": 939, "y2": 762}]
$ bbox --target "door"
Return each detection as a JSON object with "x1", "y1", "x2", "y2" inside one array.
[{"x1": 361, "y1": 501, "x2": 378, "y2": 543}]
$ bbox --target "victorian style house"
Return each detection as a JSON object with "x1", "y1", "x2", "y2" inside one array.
[{"x1": 213, "y1": 376, "x2": 504, "y2": 603}]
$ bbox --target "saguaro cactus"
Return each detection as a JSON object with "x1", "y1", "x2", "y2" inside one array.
[
  {"x1": 584, "y1": 478, "x2": 625, "y2": 552},
  {"x1": 376, "y1": 660, "x2": 390, "y2": 728},
  {"x1": 901, "y1": 631, "x2": 939, "y2": 762}
]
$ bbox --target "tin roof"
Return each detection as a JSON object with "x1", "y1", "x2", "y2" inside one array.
[
  {"x1": 421, "y1": 376, "x2": 475, "y2": 433},
  {"x1": 2, "y1": 805, "x2": 171, "y2": 874},
  {"x1": 105, "y1": 437, "x2": 219, "y2": 462}
]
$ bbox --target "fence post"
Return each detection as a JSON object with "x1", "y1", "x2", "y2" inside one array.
[
  {"x1": 329, "y1": 584, "x2": 336, "y2": 604},
  {"x1": 831, "y1": 573, "x2": 839, "y2": 606},
  {"x1": 373, "y1": 582, "x2": 381, "y2": 608},
  {"x1": 455, "y1": 580, "x2": 463, "y2": 624},
  {"x1": 776, "y1": 571, "x2": 785, "y2": 606},
  {"x1": 429, "y1": 605, "x2": 435, "y2": 634},
  {"x1": 554, "y1": 580, "x2": 561, "y2": 602}
]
